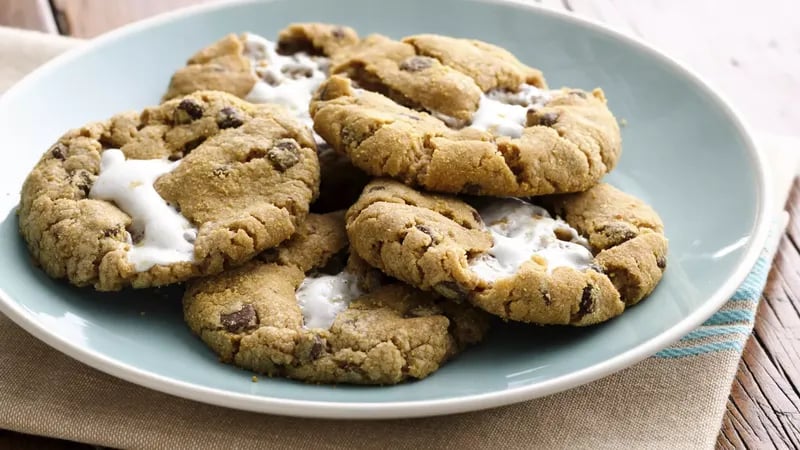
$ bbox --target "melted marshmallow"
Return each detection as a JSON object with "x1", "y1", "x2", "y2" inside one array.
[
  {"x1": 469, "y1": 198, "x2": 592, "y2": 281},
  {"x1": 296, "y1": 270, "x2": 364, "y2": 329},
  {"x1": 469, "y1": 84, "x2": 552, "y2": 138},
  {"x1": 89, "y1": 149, "x2": 197, "y2": 271},
  {"x1": 242, "y1": 33, "x2": 328, "y2": 129}
]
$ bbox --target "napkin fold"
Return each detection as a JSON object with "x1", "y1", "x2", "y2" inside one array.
[{"x1": 0, "y1": 26, "x2": 795, "y2": 450}]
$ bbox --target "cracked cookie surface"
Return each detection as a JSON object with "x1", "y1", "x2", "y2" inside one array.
[
  {"x1": 19, "y1": 90, "x2": 319, "y2": 291},
  {"x1": 183, "y1": 212, "x2": 490, "y2": 385},
  {"x1": 345, "y1": 179, "x2": 667, "y2": 325},
  {"x1": 313, "y1": 31, "x2": 620, "y2": 197}
]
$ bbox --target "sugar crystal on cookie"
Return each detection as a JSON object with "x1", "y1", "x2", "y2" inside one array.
[{"x1": 89, "y1": 149, "x2": 197, "y2": 271}]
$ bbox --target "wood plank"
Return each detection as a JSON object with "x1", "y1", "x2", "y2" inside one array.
[
  {"x1": 0, "y1": 0, "x2": 58, "y2": 33},
  {"x1": 717, "y1": 180, "x2": 800, "y2": 448},
  {"x1": 51, "y1": 0, "x2": 219, "y2": 38}
]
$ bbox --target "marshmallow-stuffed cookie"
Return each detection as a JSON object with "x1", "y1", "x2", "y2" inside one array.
[
  {"x1": 183, "y1": 212, "x2": 490, "y2": 385},
  {"x1": 19, "y1": 91, "x2": 319, "y2": 290},
  {"x1": 345, "y1": 179, "x2": 667, "y2": 325}
]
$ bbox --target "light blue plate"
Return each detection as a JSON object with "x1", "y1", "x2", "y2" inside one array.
[{"x1": 0, "y1": 0, "x2": 769, "y2": 418}]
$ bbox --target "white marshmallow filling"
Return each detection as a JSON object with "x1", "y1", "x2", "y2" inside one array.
[
  {"x1": 295, "y1": 270, "x2": 364, "y2": 330},
  {"x1": 242, "y1": 33, "x2": 328, "y2": 139},
  {"x1": 469, "y1": 198, "x2": 593, "y2": 281},
  {"x1": 89, "y1": 149, "x2": 197, "y2": 272},
  {"x1": 468, "y1": 84, "x2": 552, "y2": 138}
]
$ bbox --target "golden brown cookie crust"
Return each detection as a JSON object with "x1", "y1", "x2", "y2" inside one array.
[
  {"x1": 345, "y1": 179, "x2": 667, "y2": 326},
  {"x1": 183, "y1": 213, "x2": 490, "y2": 385},
  {"x1": 312, "y1": 75, "x2": 620, "y2": 197},
  {"x1": 19, "y1": 91, "x2": 319, "y2": 291}
]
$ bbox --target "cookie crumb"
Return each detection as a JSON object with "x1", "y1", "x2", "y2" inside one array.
[
  {"x1": 619, "y1": 118, "x2": 628, "y2": 127},
  {"x1": 139, "y1": 311, "x2": 146, "y2": 316},
  {"x1": 251, "y1": 376, "x2": 259, "y2": 383}
]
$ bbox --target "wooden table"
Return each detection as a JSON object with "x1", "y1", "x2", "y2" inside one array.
[{"x1": 1, "y1": 1, "x2": 798, "y2": 448}]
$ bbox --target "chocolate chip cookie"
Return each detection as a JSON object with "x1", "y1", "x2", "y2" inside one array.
[
  {"x1": 19, "y1": 91, "x2": 319, "y2": 291},
  {"x1": 311, "y1": 32, "x2": 621, "y2": 197},
  {"x1": 183, "y1": 212, "x2": 490, "y2": 385},
  {"x1": 345, "y1": 179, "x2": 667, "y2": 325}
]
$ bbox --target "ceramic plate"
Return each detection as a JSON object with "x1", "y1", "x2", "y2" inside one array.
[{"x1": 0, "y1": 0, "x2": 770, "y2": 419}]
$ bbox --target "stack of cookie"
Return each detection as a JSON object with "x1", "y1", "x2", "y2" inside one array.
[{"x1": 18, "y1": 23, "x2": 667, "y2": 385}]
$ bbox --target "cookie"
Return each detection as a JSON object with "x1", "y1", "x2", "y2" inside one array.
[
  {"x1": 19, "y1": 91, "x2": 319, "y2": 291},
  {"x1": 164, "y1": 23, "x2": 359, "y2": 131},
  {"x1": 311, "y1": 32, "x2": 621, "y2": 197},
  {"x1": 345, "y1": 179, "x2": 667, "y2": 326},
  {"x1": 183, "y1": 212, "x2": 490, "y2": 385}
]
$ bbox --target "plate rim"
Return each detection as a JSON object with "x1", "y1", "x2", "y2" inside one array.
[{"x1": 0, "y1": 0, "x2": 772, "y2": 419}]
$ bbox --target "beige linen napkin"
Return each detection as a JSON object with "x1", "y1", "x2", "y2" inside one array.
[{"x1": 0, "y1": 27, "x2": 794, "y2": 450}]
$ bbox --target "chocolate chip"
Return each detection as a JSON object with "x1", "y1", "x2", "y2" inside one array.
[
  {"x1": 570, "y1": 90, "x2": 587, "y2": 98},
  {"x1": 471, "y1": 209, "x2": 483, "y2": 225},
  {"x1": 50, "y1": 143, "x2": 67, "y2": 160},
  {"x1": 310, "y1": 336, "x2": 324, "y2": 360},
  {"x1": 267, "y1": 139, "x2": 301, "y2": 171},
  {"x1": 244, "y1": 147, "x2": 267, "y2": 163},
  {"x1": 220, "y1": 304, "x2": 259, "y2": 333},
  {"x1": 656, "y1": 255, "x2": 667, "y2": 269},
  {"x1": 571, "y1": 285, "x2": 595, "y2": 322},
  {"x1": 70, "y1": 169, "x2": 94, "y2": 197},
  {"x1": 216, "y1": 107, "x2": 244, "y2": 129},
  {"x1": 174, "y1": 99, "x2": 204, "y2": 124},
  {"x1": 598, "y1": 223, "x2": 638, "y2": 246},
  {"x1": 434, "y1": 281, "x2": 468, "y2": 300},
  {"x1": 212, "y1": 165, "x2": 231, "y2": 178},
  {"x1": 399, "y1": 56, "x2": 434, "y2": 72},
  {"x1": 415, "y1": 224, "x2": 434, "y2": 238},
  {"x1": 182, "y1": 136, "x2": 206, "y2": 154},
  {"x1": 331, "y1": 27, "x2": 345, "y2": 39},
  {"x1": 102, "y1": 225, "x2": 122, "y2": 238},
  {"x1": 530, "y1": 111, "x2": 559, "y2": 127}
]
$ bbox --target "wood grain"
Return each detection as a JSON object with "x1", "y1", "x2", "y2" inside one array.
[
  {"x1": 717, "y1": 181, "x2": 800, "y2": 449},
  {"x1": 0, "y1": 0, "x2": 58, "y2": 33}
]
